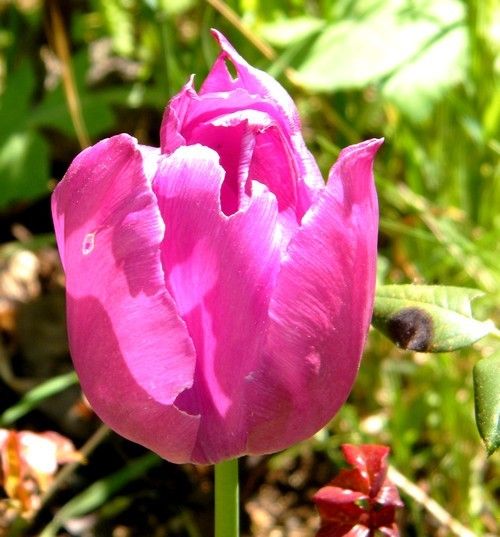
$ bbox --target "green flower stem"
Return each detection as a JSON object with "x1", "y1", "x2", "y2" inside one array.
[{"x1": 214, "y1": 458, "x2": 239, "y2": 537}]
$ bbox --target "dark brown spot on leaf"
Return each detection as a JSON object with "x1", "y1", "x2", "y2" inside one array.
[{"x1": 387, "y1": 307, "x2": 433, "y2": 352}]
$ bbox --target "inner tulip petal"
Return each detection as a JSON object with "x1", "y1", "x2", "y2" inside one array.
[
  {"x1": 159, "y1": 30, "x2": 325, "y2": 214},
  {"x1": 203, "y1": 30, "x2": 325, "y2": 209},
  {"x1": 160, "y1": 76, "x2": 195, "y2": 155},
  {"x1": 153, "y1": 144, "x2": 282, "y2": 463},
  {"x1": 188, "y1": 121, "x2": 255, "y2": 215},
  {"x1": 189, "y1": 109, "x2": 301, "y2": 241}
]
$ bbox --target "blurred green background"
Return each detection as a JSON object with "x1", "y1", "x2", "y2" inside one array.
[{"x1": 0, "y1": 0, "x2": 498, "y2": 536}]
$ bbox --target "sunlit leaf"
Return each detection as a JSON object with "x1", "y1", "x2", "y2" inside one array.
[
  {"x1": 0, "y1": 131, "x2": 50, "y2": 209},
  {"x1": 372, "y1": 284, "x2": 495, "y2": 352},
  {"x1": 382, "y1": 25, "x2": 467, "y2": 121},
  {"x1": 0, "y1": 63, "x2": 51, "y2": 208},
  {"x1": 97, "y1": 0, "x2": 134, "y2": 57},
  {"x1": 155, "y1": 0, "x2": 197, "y2": 15},
  {"x1": 473, "y1": 352, "x2": 500, "y2": 455},
  {"x1": 259, "y1": 16, "x2": 325, "y2": 47},
  {"x1": 294, "y1": 0, "x2": 466, "y2": 120}
]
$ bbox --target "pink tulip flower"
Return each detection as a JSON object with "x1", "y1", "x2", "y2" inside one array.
[{"x1": 52, "y1": 30, "x2": 381, "y2": 464}]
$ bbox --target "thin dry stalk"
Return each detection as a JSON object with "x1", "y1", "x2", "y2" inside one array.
[
  {"x1": 46, "y1": 0, "x2": 90, "y2": 149},
  {"x1": 388, "y1": 465, "x2": 477, "y2": 537},
  {"x1": 29, "y1": 423, "x2": 110, "y2": 524}
]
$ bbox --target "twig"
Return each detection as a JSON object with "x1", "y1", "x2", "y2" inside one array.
[
  {"x1": 204, "y1": 0, "x2": 275, "y2": 61},
  {"x1": 46, "y1": 0, "x2": 90, "y2": 149},
  {"x1": 388, "y1": 464, "x2": 476, "y2": 537},
  {"x1": 32, "y1": 423, "x2": 111, "y2": 520},
  {"x1": 0, "y1": 340, "x2": 35, "y2": 393}
]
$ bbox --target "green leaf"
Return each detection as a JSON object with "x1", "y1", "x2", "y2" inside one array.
[
  {"x1": 98, "y1": 0, "x2": 134, "y2": 57},
  {"x1": 0, "y1": 372, "x2": 79, "y2": 427},
  {"x1": 473, "y1": 352, "x2": 500, "y2": 455},
  {"x1": 31, "y1": 53, "x2": 118, "y2": 138},
  {"x1": 155, "y1": 0, "x2": 197, "y2": 16},
  {"x1": 382, "y1": 25, "x2": 467, "y2": 121},
  {"x1": 0, "y1": 62, "x2": 52, "y2": 208},
  {"x1": 39, "y1": 452, "x2": 162, "y2": 537},
  {"x1": 259, "y1": 16, "x2": 326, "y2": 47},
  {"x1": 0, "y1": 130, "x2": 50, "y2": 208},
  {"x1": 372, "y1": 284, "x2": 495, "y2": 352},
  {"x1": 294, "y1": 0, "x2": 466, "y2": 120},
  {"x1": 0, "y1": 62, "x2": 34, "y2": 131}
]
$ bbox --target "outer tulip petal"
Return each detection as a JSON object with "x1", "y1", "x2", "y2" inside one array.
[
  {"x1": 51, "y1": 134, "x2": 200, "y2": 463},
  {"x1": 153, "y1": 144, "x2": 281, "y2": 464},
  {"x1": 246, "y1": 139, "x2": 382, "y2": 454}
]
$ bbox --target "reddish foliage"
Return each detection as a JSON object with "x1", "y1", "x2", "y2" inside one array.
[
  {"x1": 0, "y1": 429, "x2": 82, "y2": 515},
  {"x1": 313, "y1": 444, "x2": 403, "y2": 537}
]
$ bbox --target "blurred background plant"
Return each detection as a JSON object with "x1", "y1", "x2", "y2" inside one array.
[{"x1": 0, "y1": 0, "x2": 498, "y2": 535}]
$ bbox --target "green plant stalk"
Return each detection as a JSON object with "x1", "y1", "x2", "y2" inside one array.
[{"x1": 214, "y1": 458, "x2": 239, "y2": 537}]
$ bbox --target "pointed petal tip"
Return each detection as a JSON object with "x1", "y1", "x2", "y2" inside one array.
[
  {"x1": 332, "y1": 137, "x2": 384, "y2": 183},
  {"x1": 369, "y1": 137, "x2": 384, "y2": 151},
  {"x1": 210, "y1": 28, "x2": 227, "y2": 46},
  {"x1": 210, "y1": 29, "x2": 244, "y2": 66},
  {"x1": 353, "y1": 137, "x2": 384, "y2": 156},
  {"x1": 210, "y1": 28, "x2": 229, "y2": 52}
]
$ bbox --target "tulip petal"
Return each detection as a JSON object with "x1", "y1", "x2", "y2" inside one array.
[
  {"x1": 204, "y1": 30, "x2": 301, "y2": 135},
  {"x1": 52, "y1": 134, "x2": 200, "y2": 463},
  {"x1": 207, "y1": 29, "x2": 325, "y2": 204},
  {"x1": 159, "y1": 30, "x2": 324, "y2": 214},
  {"x1": 247, "y1": 139, "x2": 382, "y2": 454},
  {"x1": 153, "y1": 144, "x2": 281, "y2": 463},
  {"x1": 160, "y1": 76, "x2": 195, "y2": 154},
  {"x1": 188, "y1": 109, "x2": 301, "y2": 243},
  {"x1": 162, "y1": 80, "x2": 322, "y2": 214},
  {"x1": 188, "y1": 117, "x2": 256, "y2": 215}
]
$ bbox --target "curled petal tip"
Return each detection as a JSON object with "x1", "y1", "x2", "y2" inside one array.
[
  {"x1": 210, "y1": 28, "x2": 231, "y2": 52},
  {"x1": 357, "y1": 137, "x2": 384, "y2": 154}
]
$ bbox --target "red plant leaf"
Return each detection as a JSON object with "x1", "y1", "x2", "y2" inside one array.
[
  {"x1": 341, "y1": 444, "x2": 389, "y2": 497},
  {"x1": 314, "y1": 444, "x2": 403, "y2": 537}
]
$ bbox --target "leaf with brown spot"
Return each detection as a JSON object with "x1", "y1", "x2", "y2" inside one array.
[{"x1": 372, "y1": 284, "x2": 495, "y2": 353}]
